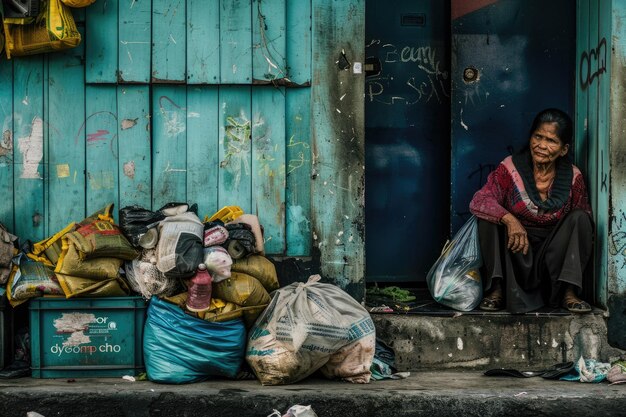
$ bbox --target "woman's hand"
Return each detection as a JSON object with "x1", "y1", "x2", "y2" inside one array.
[{"x1": 501, "y1": 213, "x2": 529, "y2": 255}]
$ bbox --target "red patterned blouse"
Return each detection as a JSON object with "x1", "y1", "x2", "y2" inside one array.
[{"x1": 469, "y1": 156, "x2": 592, "y2": 226}]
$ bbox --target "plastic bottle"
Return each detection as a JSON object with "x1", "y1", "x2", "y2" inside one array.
[{"x1": 186, "y1": 263, "x2": 213, "y2": 312}]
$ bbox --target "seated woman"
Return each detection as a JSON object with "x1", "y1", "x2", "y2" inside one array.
[{"x1": 469, "y1": 108, "x2": 593, "y2": 313}]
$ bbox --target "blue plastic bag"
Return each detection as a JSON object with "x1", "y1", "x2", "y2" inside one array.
[{"x1": 143, "y1": 296, "x2": 246, "y2": 384}]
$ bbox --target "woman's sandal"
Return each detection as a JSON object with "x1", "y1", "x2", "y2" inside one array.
[
  {"x1": 562, "y1": 295, "x2": 592, "y2": 313},
  {"x1": 479, "y1": 291, "x2": 504, "y2": 311}
]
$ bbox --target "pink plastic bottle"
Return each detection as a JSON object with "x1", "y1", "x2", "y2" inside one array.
[{"x1": 186, "y1": 263, "x2": 213, "y2": 312}]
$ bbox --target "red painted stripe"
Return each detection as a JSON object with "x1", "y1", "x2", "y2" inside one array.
[
  {"x1": 87, "y1": 129, "x2": 110, "y2": 142},
  {"x1": 451, "y1": 0, "x2": 499, "y2": 20}
]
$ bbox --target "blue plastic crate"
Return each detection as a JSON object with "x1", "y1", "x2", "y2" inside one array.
[{"x1": 29, "y1": 297, "x2": 146, "y2": 378}]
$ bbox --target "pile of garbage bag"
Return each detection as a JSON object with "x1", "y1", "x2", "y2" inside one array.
[{"x1": 0, "y1": 202, "x2": 376, "y2": 385}]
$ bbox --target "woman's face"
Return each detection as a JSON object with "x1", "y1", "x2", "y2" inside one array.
[{"x1": 529, "y1": 122, "x2": 568, "y2": 166}]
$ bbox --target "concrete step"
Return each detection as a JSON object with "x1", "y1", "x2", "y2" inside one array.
[
  {"x1": 372, "y1": 310, "x2": 625, "y2": 371},
  {"x1": 1, "y1": 372, "x2": 625, "y2": 417}
]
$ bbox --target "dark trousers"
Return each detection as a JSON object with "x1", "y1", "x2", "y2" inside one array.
[{"x1": 478, "y1": 209, "x2": 593, "y2": 313}]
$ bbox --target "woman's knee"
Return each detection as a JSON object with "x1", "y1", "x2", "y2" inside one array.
[{"x1": 565, "y1": 209, "x2": 593, "y2": 234}]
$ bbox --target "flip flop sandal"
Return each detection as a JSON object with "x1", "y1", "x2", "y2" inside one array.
[
  {"x1": 484, "y1": 368, "x2": 546, "y2": 377},
  {"x1": 479, "y1": 293, "x2": 504, "y2": 311},
  {"x1": 541, "y1": 361, "x2": 575, "y2": 379},
  {"x1": 562, "y1": 297, "x2": 592, "y2": 313},
  {"x1": 485, "y1": 361, "x2": 575, "y2": 379}
]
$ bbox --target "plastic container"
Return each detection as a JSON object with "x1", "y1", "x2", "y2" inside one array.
[
  {"x1": 29, "y1": 296, "x2": 146, "y2": 378},
  {"x1": 186, "y1": 264, "x2": 213, "y2": 312}
]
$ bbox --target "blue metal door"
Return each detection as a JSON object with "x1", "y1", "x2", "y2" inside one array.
[
  {"x1": 366, "y1": 0, "x2": 576, "y2": 283},
  {"x1": 450, "y1": 0, "x2": 576, "y2": 232},
  {"x1": 365, "y1": 0, "x2": 451, "y2": 282}
]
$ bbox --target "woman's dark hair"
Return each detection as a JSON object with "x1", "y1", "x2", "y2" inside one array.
[{"x1": 528, "y1": 108, "x2": 573, "y2": 146}]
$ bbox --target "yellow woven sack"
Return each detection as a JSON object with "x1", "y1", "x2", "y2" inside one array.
[
  {"x1": 61, "y1": 0, "x2": 96, "y2": 7},
  {"x1": 231, "y1": 255, "x2": 279, "y2": 292},
  {"x1": 161, "y1": 293, "x2": 244, "y2": 323},
  {"x1": 4, "y1": 0, "x2": 81, "y2": 59},
  {"x1": 213, "y1": 271, "x2": 270, "y2": 307},
  {"x1": 6, "y1": 257, "x2": 64, "y2": 307},
  {"x1": 55, "y1": 243, "x2": 123, "y2": 279},
  {"x1": 63, "y1": 219, "x2": 138, "y2": 261},
  {"x1": 31, "y1": 222, "x2": 76, "y2": 266},
  {"x1": 56, "y1": 274, "x2": 129, "y2": 298}
]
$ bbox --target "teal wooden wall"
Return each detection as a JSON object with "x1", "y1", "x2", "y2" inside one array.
[
  {"x1": 576, "y1": 0, "x2": 612, "y2": 307},
  {"x1": 608, "y1": 0, "x2": 626, "y2": 295},
  {"x1": 0, "y1": 0, "x2": 366, "y2": 295}
]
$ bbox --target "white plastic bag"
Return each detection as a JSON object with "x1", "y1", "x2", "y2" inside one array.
[
  {"x1": 426, "y1": 216, "x2": 482, "y2": 311},
  {"x1": 246, "y1": 275, "x2": 375, "y2": 385}
]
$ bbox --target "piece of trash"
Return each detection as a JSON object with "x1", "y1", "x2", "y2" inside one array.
[
  {"x1": 268, "y1": 405, "x2": 318, "y2": 417},
  {"x1": 283, "y1": 405, "x2": 318, "y2": 417},
  {"x1": 122, "y1": 375, "x2": 136, "y2": 382},
  {"x1": 369, "y1": 305, "x2": 393, "y2": 313},
  {"x1": 514, "y1": 392, "x2": 528, "y2": 397},
  {"x1": 390, "y1": 372, "x2": 411, "y2": 379},
  {"x1": 27, "y1": 412, "x2": 46, "y2": 417}
]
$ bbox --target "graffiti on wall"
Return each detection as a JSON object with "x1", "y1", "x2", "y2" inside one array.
[
  {"x1": 609, "y1": 208, "x2": 626, "y2": 270},
  {"x1": 365, "y1": 40, "x2": 449, "y2": 105},
  {"x1": 579, "y1": 38, "x2": 607, "y2": 91}
]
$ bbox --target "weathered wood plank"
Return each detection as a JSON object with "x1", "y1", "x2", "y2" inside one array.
[
  {"x1": 152, "y1": 0, "x2": 186, "y2": 82},
  {"x1": 588, "y1": 1, "x2": 599, "y2": 219},
  {"x1": 118, "y1": 0, "x2": 152, "y2": 83},
  {"x1": 286, "y1": 0, "x2": 311, "y2": 85},
  {"x1": 118, "y1": 85, "x2": 152, "y2": 209},
  {"x1": 575, "y1": 0, "x2": 590, "y2": 173},
  {"x1": 85, "y1": 86, "x2": 119, "y2": 218},
  {"x1": 220, "y1": 0, "x2": 253, "y2": 84},
  {"x1": 252, "y1": 87, "x2": 286, "y2": 254},
  {"x1": 252, "y1": 0, "x2": 287, "y2": 83},
  {"x1": 186, "y1": 86, "x2": 219, "y2": 218},
  {"x1": 595, "y1": 0, "x2": 611, "y2": 306},
  {"x1": 608, "y1": 0, "x2": 626, "y2": 295},
  {"x1": 86, "y1": 0, "x2": 119, "y2": 83},
  {"x1": 187, "y1": 0, "x2": 220, "y2": 84},
  {"x1": 13, "y1": 56, "x2": 45, "y2": 241},
  {"x1": 285, "y1": 88, "x2": 311, "y2": 256},
  {"x1": 218, "y1": 86, "x2": 252, "y2": 212},
  {"x1": 47, "y1": 31, "x2": 86, "y2": 233},
  {"x1": 0, "y1": 58, "x2": 14, "y2": 231},
  {"x1": 311, "y1": 0, "x2": 365, "y2": 297},
  {"x1": 152, "y1": 86, "x2": 187, "y2": 209}
]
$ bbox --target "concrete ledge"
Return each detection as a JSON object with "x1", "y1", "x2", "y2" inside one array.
[
  {"x1": 373, "y1": 312, "x2": 625, "y2": 370},
  {"x1": 1, "y1": 372, "x2": 626, "y2": 417}
]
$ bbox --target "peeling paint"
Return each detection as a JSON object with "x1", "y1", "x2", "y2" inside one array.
[
  {"x1": 18, "y1": 116, "x2": 43, "y2": 179},
  {"x1": 121, "y1": 118, "x2": 138, "y2": 130},
  {"x1": 54, "y1": 312, "x2": 95, "y2": 333},
  {"x1": 123, "y1": 161, "x2": 136, "y2": 179},
  {"x1": 0, "y1": 129, "x2": 13, "y2": 159}
]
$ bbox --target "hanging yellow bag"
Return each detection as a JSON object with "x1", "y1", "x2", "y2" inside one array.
[
  {"x1": 4, "y1": 0, "x2": 81, "y2": 59},
  {"x1": 61, "y1": 0, "x2": 96, "y2": 8}
]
